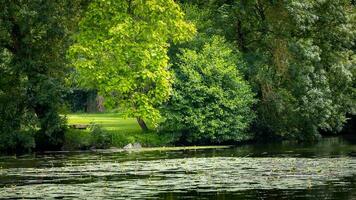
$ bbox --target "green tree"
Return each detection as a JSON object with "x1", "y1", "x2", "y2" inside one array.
[
  {"x1": 70, "y1": 0, "x2": 195, "y2": 131},
  {"x1": 160, "y1": 37, "x2": 256, "y2": 144},
  {"x1": 238, "y1": 0, "x2": 355, "y2": 140},
  {"x1": 0, "y1": 0, "x2": 86, "y2": 151},
  {"x1": 182, "y1": 0, "x2": 356, "y2": 140}
]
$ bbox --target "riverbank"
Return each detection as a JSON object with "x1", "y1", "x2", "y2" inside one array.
[
  {"x1": 65, "y1": 113, "x2": 172, "y2": 150},
  {"x1": 65, "y1": 113, "x2": 356, "y2": 152},
  {"x1": 44, "y1": 145, "x2": 232, "y2": 154}
]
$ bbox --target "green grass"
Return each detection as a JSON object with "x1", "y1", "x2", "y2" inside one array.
[
  {"x1": 64, "y1": 113, "x2": 172, "y2": 150},
  {"x1": 67, "y1": 113, "x2": 143, "y2": 133}
]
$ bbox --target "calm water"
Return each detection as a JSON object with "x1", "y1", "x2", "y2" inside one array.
[{"x1": 0, "y1": 136, "x2": 356, "y2": 199}]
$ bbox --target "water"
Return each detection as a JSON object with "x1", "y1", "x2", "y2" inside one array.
[{"x1": 0, "y1": 136, "x2": 356, "y2": 199}]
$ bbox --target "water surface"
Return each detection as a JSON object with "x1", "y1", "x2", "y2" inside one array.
[{"x1": 1, "y1": 136, "x2": 355, "y2": 199}]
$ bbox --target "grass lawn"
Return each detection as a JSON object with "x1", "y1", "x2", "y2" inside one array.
[
  {"x1": 64, "y1": 113, "x2": 171, "y2": 150},
  {"x1": 67, "y1": 113, "x2": 142, "y2": 133}
]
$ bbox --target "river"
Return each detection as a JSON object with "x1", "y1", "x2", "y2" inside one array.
[{"x1": 0, "y1": 136, "x2": 355, "y2": 199}]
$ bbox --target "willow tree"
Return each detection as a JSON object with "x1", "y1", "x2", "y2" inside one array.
[
  {"x1": 234, "y1": 0, "x2": 356, "y2": 139},
  {"x1": 70, "y1": 0, "x2": 195, "y2": 130},
  {"x1": 232, "y1": 0, "x2": 356, "y2": 140},
  {"x1": 180, "y1": 0, "x2": 355, "y2": 140}
]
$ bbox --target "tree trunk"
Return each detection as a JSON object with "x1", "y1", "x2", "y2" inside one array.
[
  {"x1": 86, "y1": 91, "x2": 97, "y2": 113},
  {"x1": 136, "y1": 117, "x2": 148, "y2": 131},
  {"x1": 236, "y1": 19, "x2": 247, "y2": 52},
  {"x1": 96, "y1": 95, "x2": 105, "y2": 112}
]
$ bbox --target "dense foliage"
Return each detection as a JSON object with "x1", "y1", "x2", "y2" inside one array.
[
  {"x1": 161, "y1": 37, "x2": 255, "y2": 143},
  {"x1": 69, "y1": 0, "x2": 195, "y2": 130},
  {"x1": 0, "y1": 0, "x2": 86, "y2": 152},
  {"x1": 0, "y1": 0, "x2": 355, "y2": 153},
  {"x1": 179, "y1": 0, "x2": 356, "y2": 140},
  {"x1": 64, "y1": 89, "x2": 100, "y2": 112}
]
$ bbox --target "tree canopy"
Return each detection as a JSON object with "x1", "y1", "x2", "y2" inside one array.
[
  {"x1": 69, "y1": 0, "x2": 196, "y2": 130},
  {"x1": 180, "y1": 0, "x2": 356, "y2": 140},
  {"x1": 0, "y1": 0, "x2": 86, "y2": 152},
  {"x1": 161, "y1": 36, "x2": 256, "y2": 143},
  {"x1": 0, "y1": 0, "x2": 354, "y2": 153}
]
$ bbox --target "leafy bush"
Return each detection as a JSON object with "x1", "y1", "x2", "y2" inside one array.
[
  {"x1": 0, "y1": 89, "x2": 36, "y2": 154},
  {"x1": 89, "y1": 123, "x2": 111, "y2": 149},
  {"x1": 0, "y1": 131, "x2": 35, "y2": 154},
  {"x1": 160, "y1": 37, "x2": 256, "y2": 144},
  {"x1": 109, "y1": 130, "x2": 172, "y2": 148},
  {"x1": 63, "y1": 129, "x2": 91, "y2": 150}
]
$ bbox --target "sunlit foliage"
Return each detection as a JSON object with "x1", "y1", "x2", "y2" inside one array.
[
  {"x1": 69, "y1": 0, "x2": 196, "y2": 130},
  {"x1": 161, "y1": 37, "x2": 255, "y2": 143}
]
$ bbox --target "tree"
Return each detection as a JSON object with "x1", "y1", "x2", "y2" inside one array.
[
  {"x1": 0, "y1": 0, "x2": 87, "y2": 151},
  {"x1": 69, "y1": 0, "x2": 195, "y2": 131},
  {"x1": 182, "y1": 0, "x2": 356, "y2": 140},
  {"x1": 160, "y1": 36, "x2": 256, "y2": 144},
  {"x1": 238, "y1": 0, "x2": 355, "y2": 140}
]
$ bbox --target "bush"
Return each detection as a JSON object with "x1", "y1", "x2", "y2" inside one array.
[
  {"x1": 0, "y1": 131, "x2": 35, "y2": 154},
  {"x1": 160, "y1": 36, "x2": 256, "y2": 144},
  {"x1": 34, "y1": 113, "x2": 67, "y2": 151},
  {"x1": 109, "y1": 130, "x2": 172, "y2": 148},
  {"x1": 0, "y1": 92, "x2": 36, "y2": 154},
  {"x1": 89, "y1": 123, "x2": 111, "y2": 149},
  {"x1": 63, "y1": 129, "x2": 92, "y2": 150}
]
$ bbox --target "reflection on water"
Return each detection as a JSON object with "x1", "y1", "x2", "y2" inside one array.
[{"x1": 0, "y1": 136, "x2": 355, "y2": 199}]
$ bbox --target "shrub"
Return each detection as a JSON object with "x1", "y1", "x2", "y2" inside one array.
[
  {"x1": 89, "y1": 123, "x2": 111, "y2": 149},
  {"x1": 0, "y1": 131, "x2": 35, "y2": 154},
  {"x1": 0, "y1": 93, "x2": 36, "y2": 154},
  {"x1": 160, "y1": 36, "x2": 256, "y2": 144},
  {"x1": 63, "y1": 129, "x2": 91, "y2": 150}
]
